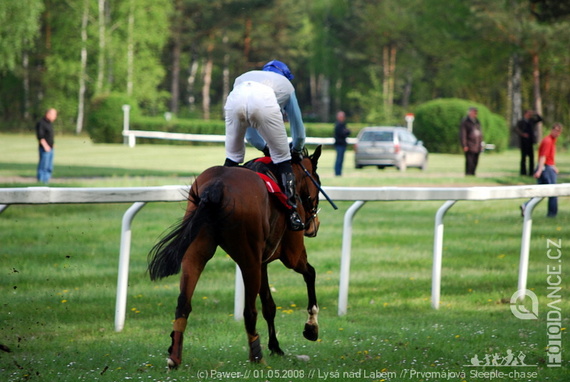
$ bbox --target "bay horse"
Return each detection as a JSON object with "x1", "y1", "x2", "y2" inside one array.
[{"x1": 148, "y1": 146, "x2": 323, "y2": 369}]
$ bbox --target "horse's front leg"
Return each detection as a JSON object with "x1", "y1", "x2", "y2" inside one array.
[
  {"x1": 281, "y1": 244, "x2": 320, "y2": 342},
  {"x1": 259, "y1": 263, "x2": 284, "y2": 356},
  {"x1": 301, "y1": 262, "x2": 319, "y2": 341}
]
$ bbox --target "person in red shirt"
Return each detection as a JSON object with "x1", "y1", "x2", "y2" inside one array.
[{"x1": 534, "y1": 123, "x2": 563, "y2": 217}]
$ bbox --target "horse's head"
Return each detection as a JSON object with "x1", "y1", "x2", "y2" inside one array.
[{"x1": 295, "y1": 145, "x2": 322, "y2": 238}]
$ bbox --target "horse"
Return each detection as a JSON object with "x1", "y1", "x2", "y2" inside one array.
[{"x1": 147, "y1": 146, "x2": 323, "y2": 369}]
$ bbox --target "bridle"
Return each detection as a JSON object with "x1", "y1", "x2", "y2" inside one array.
[
  {"x1": 301, "y1": 193, "x2": 320, "y2": 227},
  {"x1": 297, "y1": 159, "x2": 337, "y2": 231}
]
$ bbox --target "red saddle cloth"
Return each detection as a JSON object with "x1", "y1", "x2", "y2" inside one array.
[{"x1": 253, "y1": 157, "x2": 292, "y2": 210}]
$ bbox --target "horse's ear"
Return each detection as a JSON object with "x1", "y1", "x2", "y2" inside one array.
[{"x1": 311, "y1": 145, "x2": 322, "y2": 164}]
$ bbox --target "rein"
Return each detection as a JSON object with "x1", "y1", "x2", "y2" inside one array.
[{"x1": 298, "y1": 162, "x2": 338, "y2": 210}]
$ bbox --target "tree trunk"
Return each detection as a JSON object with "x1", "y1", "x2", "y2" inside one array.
[
  {"x1": 202, "y1": 42, "x2": 214, "y2": 120},
  {"x1": 401, "y1": 71, "x2": 412, "y2": 110},
  {"x1": 388, "y1": 44, "x2": 396, "y2": 112},
  {"x1": 170, "y1": 40, "x2": 181, "y2": 113},
  {"x1": 22, "y1": 50, "x2": 30, "y2": 120},
  {"x1": 76, "y1": 0, "x2": 89, "y2": 134},
  {"x1": 186, "y1": 56, "x2": 199, "y2": 111},
  {"x1": 532, "y1": 52, "x2": 543, "y2": 140},
  {"x1": 96, "y1": 0, "x2": 106, "y2": 94},
  {"x1": 510, "y1": 53, "x2": 522, "y2": 147},
  {"x1": 382, "y1": 44, "x2": 397, "y2": 120},
  {"x1": 310, "y1": 70, "x2": 318, "y2": 115},
  {"x1": 126, "y1": 0, "x2": 134, "y2": 97},
  {"x1": 319, "y1": 74, "x2": 330, "y2": 122},
  {"x1": 169, "y1": 0, "x2": 183, "y2": 114},
  {"x1": 382, "y1": 45, "x2": 389, "y2": 115},
  {"x1": 223, "y1": 33, "x2": 230, "y2": 111},
  {"x1": 334, "y1": 76, "x2": 342, "y2": 114},
  {"x1": 243, "y1": 17, "x2": 252, "y2": 70}
]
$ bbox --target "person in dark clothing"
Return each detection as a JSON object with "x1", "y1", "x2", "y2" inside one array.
[
  {"x1": 36, "y1": 108, "x2": 57, "y2": 183},
  {"x1": 333, "y1": 111, "x2": 351, "y2": 176},
  {"x1": 514, "y1": 109, "x2": 542, "y2": 176},
  {"x1": 459, "y1": 107, "x2": 483, "y2": 176}
]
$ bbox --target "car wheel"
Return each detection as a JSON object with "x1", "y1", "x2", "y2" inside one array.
[
  {"x1": 397, "y1": 159, "x2": 407, "y2": 172},
  {"x1": 420, "y1": 157, "x2": 428, "y2": 171},
  {"x1": 355, "y1": 164, "x2": 363, "y2": 169}
]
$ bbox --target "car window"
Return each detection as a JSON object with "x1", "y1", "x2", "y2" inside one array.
[
  {"x1": 399, "y1": 131, "x2": 416, "y2": 144},
  {"x1": 361, "y1": 131, "x2": 393, "y2": 142}
]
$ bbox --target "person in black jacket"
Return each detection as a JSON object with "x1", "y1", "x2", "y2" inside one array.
[
  {"x1": 459, "y1": 107, "x2": 483, "y2": 176},
  {"x1": 514, "y1": 109, "x2": 542, "y2": 176},
  {"x1": 36, "y1": 108, "x2": 57, "y2": 183},
  {"x1": 333, "y1": 111, "x2": 351, "y2": 176}
]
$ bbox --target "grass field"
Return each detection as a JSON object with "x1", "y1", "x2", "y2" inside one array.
[{"x1": 1, "y1": 133, "x2": 569, "y2": 381}]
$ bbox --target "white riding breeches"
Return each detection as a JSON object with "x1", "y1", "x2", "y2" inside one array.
[{"x1": 224, "y1": 81, "x2": 291, "y2": 164}]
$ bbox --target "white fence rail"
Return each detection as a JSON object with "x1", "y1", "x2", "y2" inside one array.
[
  {"x1": 1, "y1": 184, "x2": 568, "y2": 331},
  {"x1": 122, "y1": 129, "x2": 357, "y2": 148}
]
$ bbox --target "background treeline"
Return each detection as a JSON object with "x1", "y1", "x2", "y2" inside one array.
[{"x1": 1, "y1": 0, "x2": 569, "y2": 151}]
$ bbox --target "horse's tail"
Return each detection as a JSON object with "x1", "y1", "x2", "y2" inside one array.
[{"x1": 147, "y1": 179, "x2": 224, "y2": 281}]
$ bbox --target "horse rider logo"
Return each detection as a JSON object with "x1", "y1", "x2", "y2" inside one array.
[{"x1": 465, "y1": 350, "x2": 537, "y2": 367}]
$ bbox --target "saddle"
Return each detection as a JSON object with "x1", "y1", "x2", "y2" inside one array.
[{"x1": 243, "y1": 157, "x2": 292, "y2": 210}]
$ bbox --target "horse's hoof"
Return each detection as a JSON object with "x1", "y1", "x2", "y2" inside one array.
[
  {"x1": 270, "y1": 348, "x2": 285, "y2": 357},
  {"x1": 303, "y1": 323, "x2": 318, "y2": 341},
  {"x1": 167, "y1": 357, "x2": 179, "y2": 370}
]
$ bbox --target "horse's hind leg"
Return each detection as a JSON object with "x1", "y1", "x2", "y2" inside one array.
[
  {"x1": 259, "y1": 263, "x2": 284, "y2": 356},
  {"x1": 168, "y1": 240, "x2": 216, "y2": 369},
  {"x1": 239, "y1": 263, "x2": 263, "y2": 362}
]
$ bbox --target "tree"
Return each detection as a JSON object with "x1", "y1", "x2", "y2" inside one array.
[
  {"x1": 77, "y1": 0, "x2": 89, "y2": 134},
  {"x1": 0, "y1": 1, "x2": 44, "y2": 72},
  {"x1": 0, "y1": 0, "x2": 44, "y2": 120},
  {"x1": 470, "y1": 0, "x2": 570, "y2": 141}
]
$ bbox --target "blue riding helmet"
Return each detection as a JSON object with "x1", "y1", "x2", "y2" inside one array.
[{"x1": 262, "y1": 60, "x2": 294, "y2": 80}]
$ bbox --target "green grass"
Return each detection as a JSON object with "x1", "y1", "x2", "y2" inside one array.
[{"x1": 1, "y1": 133, "x2": 569, "y2": 381}]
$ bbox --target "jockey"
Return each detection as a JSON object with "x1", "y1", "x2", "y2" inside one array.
[{"x1": 223, "y1": 60, "x2": 306, "y2": 231}]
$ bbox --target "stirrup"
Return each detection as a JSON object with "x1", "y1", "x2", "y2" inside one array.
[{"x1": 288, "y1": 211, "x2": 304, "y2": 231}]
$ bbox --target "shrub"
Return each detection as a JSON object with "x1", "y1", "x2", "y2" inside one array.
[
  {"x1": 486, "y1": 112, "x2": 509, "y2": 152},
  {"x1": 86, "y1": 93, "x2": 140, "y2": 143},
  {"x1": 414, "y1": 98, "x2": 508, "y2": 153}
]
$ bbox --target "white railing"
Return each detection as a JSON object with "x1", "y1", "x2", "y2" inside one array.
[
  {"x1": 1, "y1": 184, "x2": 568, "y2": 331},
  {"x1": 122, "y1": 129, "x2": 357, "y2": 147}
]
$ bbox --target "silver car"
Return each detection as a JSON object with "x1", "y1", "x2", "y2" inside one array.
[{"x1": 354, "y1": 127, "x2": 428, "y2": 171}]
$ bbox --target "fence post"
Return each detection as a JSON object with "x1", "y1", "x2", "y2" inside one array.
[
  {"x1": 431, "y1": 200, "x2": 456, "y2": 309},
  {"x1": 517, "y1": 197, "x2": 543, "y2": 298},
  {"x1": 234, "y1": 266, "x2": 244, "y2": 320},
  {"x1": 114, "y1": 201, "x2": 146, "y2": 332},
  {"x1": 338, "y1": 201, "x2": 366, "y2": 316},
  {"x1": 122, "y1": 104, "x2": 132, "y2": 147}
]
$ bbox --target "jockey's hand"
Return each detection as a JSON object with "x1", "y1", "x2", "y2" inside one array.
[
  {"x1": 262, "y1": 145, "x2": 270, "y2": 157},
  {"x1": 291, "y1": 148, "x2": 303, "y2": 163}
]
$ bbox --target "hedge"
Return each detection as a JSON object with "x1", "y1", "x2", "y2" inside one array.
[
  {"x1": 85, "y1": 97, "x2": 369, "y2": 145},
  {"x1": 413, "y1": 98, "x2": 508, "y2": 153},
  {"x1": 86, "y1": 93, "x2": 140, "y2": 143}
]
